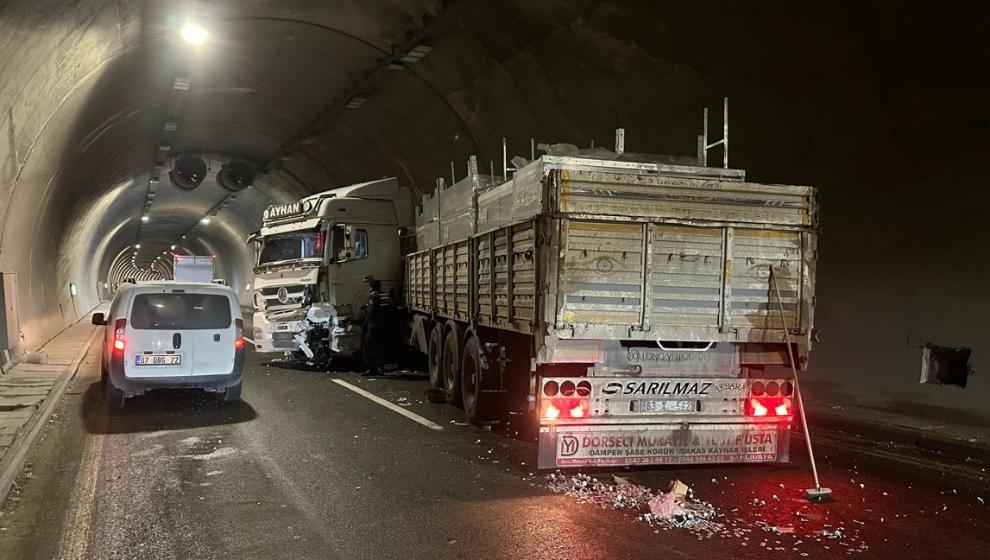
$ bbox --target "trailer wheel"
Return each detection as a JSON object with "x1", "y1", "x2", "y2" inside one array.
[
  {"x1": 461, "y1": 335, "x2": 494, "y2": 424},
  {"x1": 442, "y1": 328, "x2": 462, "y2": 406},
  {"x1": 427, "y1": 324, "x2": 444, "y2": 389}
]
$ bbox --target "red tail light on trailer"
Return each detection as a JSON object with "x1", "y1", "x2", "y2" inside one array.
[
  {"x1": 746, "y1": 397, "x2": 792, "y2": 418},
  {"x1": 541, "y1": 398, "x2": 590, "y2": 421}
]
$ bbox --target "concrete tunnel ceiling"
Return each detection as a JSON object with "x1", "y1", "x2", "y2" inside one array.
[{"x1": 1, "y1": 1, "x2": 989, "y2": 418}]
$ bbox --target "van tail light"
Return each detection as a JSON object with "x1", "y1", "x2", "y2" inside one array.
[
  {"x1": 746, "y1": 397, "x2": 792, "y2": 418},
  {"x1": 541, "y1": 398, "x2": 590, "y2": 421},
  {"x1": 112, "y1": 318, "x2": 126, "y2": 353},
  {"x1": 234, "y1": 318, "x2": 245, "y2": 350}
]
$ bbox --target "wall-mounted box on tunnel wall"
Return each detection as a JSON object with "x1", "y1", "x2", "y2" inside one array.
[{"x1": 0, "y1": 273, "x2": 21, "y2": 369}]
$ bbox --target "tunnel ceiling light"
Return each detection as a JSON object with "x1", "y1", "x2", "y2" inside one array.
[
  {"x1": 134, "y1": 244, "x2": 141, "y2": 249},
  {"x1": 344, "y1": 97, "x2": 366, "y2": 110},
  {"x1": 141, "y1": 215, "x2": 150, "y2": 223},
  {"x1": 171, "y1": 245, "x2": 176, "y2": 250},
  {"x1": 180, "y1": 23, "x2": 209, "y2": 46},
  {"x1": 200, "y1": 217, "x2": 211, "y2": 225},
  {"x1": 400, "y1": 44, "x2": 432, "y2": 64}
]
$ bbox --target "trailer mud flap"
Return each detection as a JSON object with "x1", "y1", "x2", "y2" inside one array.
[{"x1": 538, "y1": 423, "x2": 789, "y2": 469}]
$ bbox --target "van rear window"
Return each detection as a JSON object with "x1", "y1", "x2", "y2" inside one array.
[{"x1": 130, "y1": 294, "x2": 231, "y2": 330}]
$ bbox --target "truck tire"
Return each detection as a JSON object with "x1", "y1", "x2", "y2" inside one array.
[
  {"x1": 106, "y1": 382, "x2": 126, "y2": 411},
  {"x1": 442, "y1": 328, "x2": 462, "y2": 406},
  {"x1": 461, "y1": 335, "x2": 495, "y2": 424},
  {"x1": 428, "y1": 324, "x2": 444, "y2": 389}
]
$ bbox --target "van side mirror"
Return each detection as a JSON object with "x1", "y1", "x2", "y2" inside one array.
[{"x1": 91, "y1": 313, "x2": 106, "y2": 326}]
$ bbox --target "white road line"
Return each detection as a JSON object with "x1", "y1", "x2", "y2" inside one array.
[
  {"x1": 243, "y1": 336, "x2": 255, "y2": 344},
  {"x1": 331, "y1": 378, "x2": 444, "y2": 431},
  {"x1": 57, "y1": 397, "x2": 106, "y2": 559}
]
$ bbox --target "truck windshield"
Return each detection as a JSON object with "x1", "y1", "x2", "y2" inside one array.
[{"x1": 258, "y1": 230, "x2": 323, "y2": 267}]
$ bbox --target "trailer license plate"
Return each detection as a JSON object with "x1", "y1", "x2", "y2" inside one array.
[
  {"x1": 639, "y1": 399, "x2": 696, "y2": 413},
  {"x1": 135, "y1": 354, "x2": 181, "y2": 366}
]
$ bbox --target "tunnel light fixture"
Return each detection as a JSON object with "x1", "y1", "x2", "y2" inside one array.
[
  {"x1": 400, "y1": 44, "x2": 432, "y2": 64},
  {"x1": 141, "y1": 215, "x2": 150, "y2": 223},
  {"x1": 200, "y1": 217, "x2": 211, "y2": 225},
  {"x1": 171, "y1": 245, "x2": 176, "y2": 250},
  {"x1": 180, "y1": 23, "x2": 209, "y2": 46},
  {"x1": 134, "y1": 244, "x2": 141, "y2": 249},
  {"x1": 344, "y1": 97, "x2": 366, "y2": 110}
]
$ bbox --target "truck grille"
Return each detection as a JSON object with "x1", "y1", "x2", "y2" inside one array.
[{"x1": 261, "y1": 285, "x2": 310, "y2": 307}]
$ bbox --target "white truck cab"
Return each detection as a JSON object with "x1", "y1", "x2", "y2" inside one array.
[
  {"x1": 249, "y1": 178, "x2": 412, "y2": 360},
  {"x1": 92, "y1": 281, "x2": 246, "y2": 409}
]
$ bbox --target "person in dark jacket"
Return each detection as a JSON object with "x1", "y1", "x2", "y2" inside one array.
[{"x1": 361, "y1": 278, "x2": 391, "y2": 375}]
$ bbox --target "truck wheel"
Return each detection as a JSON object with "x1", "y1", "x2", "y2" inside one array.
[
  {"x1": 461, "y1": 335, "x2": 495, "y2": 424},
  {"x1": 442, "y1": 329, "x2": 462, "y2": 406},
  {"x1": 427, "y1": 325, "x2": 444, "y2": 389},
  {"x1": 106, "y1": 382, "x2": 126, "y2": 411}
]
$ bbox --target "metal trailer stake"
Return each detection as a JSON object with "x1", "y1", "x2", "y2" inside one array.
[
  {"x1": 770, "y1": 265, "x2": 831, "y2": 503},
  {"x1": 702, "y1": 96, "x2": 730, "y2": 169},
  {"x1": 502, "y1": 137, "x2": 508, "y2": 181}
]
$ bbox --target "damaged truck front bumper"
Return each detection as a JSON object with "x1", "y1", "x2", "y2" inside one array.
[
  {"x1": 250, "y1": 311, "x2": 362, "y2": 355},
  {"x1": 251, "y1": 312, "x2": 304, "y2": 353}
]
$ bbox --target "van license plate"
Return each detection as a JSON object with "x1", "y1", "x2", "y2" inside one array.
[
  {"x1": 638, "y1": 399, "x2": 696, "y2": 413},
  {"x1": 135, "y1": 354, "x2": 181, "y2": 366}
]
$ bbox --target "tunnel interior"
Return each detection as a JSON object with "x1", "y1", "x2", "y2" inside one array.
[{"x1": 1, "y1": 0, "x2": 988, "y2": 420}]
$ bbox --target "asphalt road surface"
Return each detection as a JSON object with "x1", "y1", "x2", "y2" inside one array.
[{"x1": 0, "y1": 344, "x2": 987, "y2": 560}]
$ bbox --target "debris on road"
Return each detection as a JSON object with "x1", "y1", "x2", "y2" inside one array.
[
  {"x1": 545, "y1": 473, "x2": 871, "y2": 553},
  {"x1": 546, "y1": 474, "x2": 721, "y2": 535}
]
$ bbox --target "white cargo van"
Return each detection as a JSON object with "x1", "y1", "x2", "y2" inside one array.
[{"x1": 92, "y1": 282, "x2": 246, "y2": 409}]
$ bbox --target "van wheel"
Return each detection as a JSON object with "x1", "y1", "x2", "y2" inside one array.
[
  {"x1": 442, "y1": 329, "x2": 462, "y2": 406},
  {"x1": 106, "y1": 383, "x2": 126, "y2": 411},
  {"x1": 427, "y1": 325, "x2": 444, "y2": 389},
  {"x1": 223, "y1": 382, "x2": 242, "y2": 402},
  {"x1": 461, "y1": 335, "x2": 495, "y2": 424}
]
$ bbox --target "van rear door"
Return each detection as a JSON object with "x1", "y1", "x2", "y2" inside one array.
[
  {"x1": 124, "y1": 290, "x2": 234, "y2": 377},
  {"x1": 189, "y1": 293, "x2": 236, "y2": 375}
]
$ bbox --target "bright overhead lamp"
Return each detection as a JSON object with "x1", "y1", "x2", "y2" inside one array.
[
  {"x1": 170, "y1": 245, "x2": 176, "y2": 250},
  {"x1": 141, "y1": 215, "x2": 150, "y2": 223},
  {"x1": 200, "y1": 217, "x2": 211, "y2": 225},
  {"x1": 180, "y1": 23, "x2": 208, "y2": 46},
  {"x1": 134, "y1": 244, "x2": 141, "y2": 249}
]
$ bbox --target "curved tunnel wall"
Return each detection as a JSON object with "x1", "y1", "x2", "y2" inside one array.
[{"x1": 0, "y1": 0, "x2": 988, "y2": 420}]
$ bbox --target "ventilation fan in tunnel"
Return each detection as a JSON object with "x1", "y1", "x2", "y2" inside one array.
[
  {"x1": 217, "y1": 160, "x2": 256, "y2": 192},
  {"x1": 169, "y1": 154, "x2": 208, "y2": 190}
]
